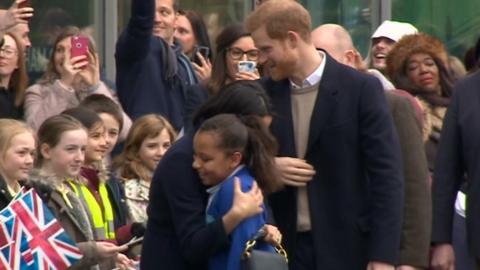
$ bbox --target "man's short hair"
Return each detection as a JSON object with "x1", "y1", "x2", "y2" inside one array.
[{"x1": 246, "y1": 0, "x2": 311, "y2": 42}]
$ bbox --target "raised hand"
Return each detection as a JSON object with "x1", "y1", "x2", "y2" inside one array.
[
  {"x1": 0, "y1": 0, "x2": 33, "y2": 31},
  {"x1": 191, "y1": 52, "x2": 212, "y2": 85},
  {"x1": 75, "y1": 51, "x2": 100, "y2": 88}
]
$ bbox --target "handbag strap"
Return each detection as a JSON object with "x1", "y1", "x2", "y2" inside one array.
[{"x1": 241, "y1": 228, "x2": 288, "y2": 263}]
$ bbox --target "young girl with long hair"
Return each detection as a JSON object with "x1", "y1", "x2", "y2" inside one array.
[
  {"x1": 114, "y1": 114, "x2": 176, "y2": 223},
  {"x1": 30, "y1": 114, "x2": 130, "y2": 269},
  {"x1": 61, "y1": 107, "x2": 117, "y2": 241},
  {"x1": 193, "y1": 113, "x2": 283, "y2": 270},
  {"x1": 0, "y1": 119, "x2": 35, "y2": 209}
]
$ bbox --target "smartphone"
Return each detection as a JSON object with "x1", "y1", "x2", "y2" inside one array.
[
  {"x1": 192, "y1": 46, "x2": 210, "y2": 66},
  {"x1": 238, "y1": 61, "x2": 257, "y2": 73},
  {"x1": 70, "y1": 35, "x2": 89, "y2": 59},
  {"x1": 125, "y1": 236, "x2": 144, "y2": 247},
  {"x1": 18, "y1": 0, "x2": 32, "y2": 8}
]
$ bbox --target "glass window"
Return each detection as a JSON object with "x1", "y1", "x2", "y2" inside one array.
[
  {"x1": 119, "y1": 0, "x2": 254, "y2": 50},
  {"x1": 301, "y1": 0, "x2": 374, "y2": 57},
  {"x1": 1, "y1": 1, "x2": 103, "y2": 84},
  {"x1": 392, "y1": 0, "x2": 480, "y2": 59}
]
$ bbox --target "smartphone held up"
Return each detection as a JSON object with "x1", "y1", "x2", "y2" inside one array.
[
  {"x1": 69, "y1": 35, "x2": 90, "y2": 69},
  {"x1": 192, "y1": 46, "x2": 210, "y2": 66},
  {"x1": 238, "y1": 61, "x2": 257, "y2": 73},
  {"x1": 70, "y1": 35, "x2": 89, "y2": 58}
]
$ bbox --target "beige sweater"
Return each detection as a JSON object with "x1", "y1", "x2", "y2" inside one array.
[{"x1": 291, "y1": 82, "x2": 320, "y2": 231}]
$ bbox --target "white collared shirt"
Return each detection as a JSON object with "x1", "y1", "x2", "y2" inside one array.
[{"x1": 290, "y1": 51, "x2": 327, "y2": 89}]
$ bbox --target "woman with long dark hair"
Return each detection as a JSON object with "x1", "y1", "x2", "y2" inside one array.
[
  {"x1": 175, "y1": 10, "x2": 213, "y2": 84},
  {"x1": 141, "y1": 80, "x2": 281, "y2": 270},
  {"x1": 184, "y1": 24, "x2": 261, "y2": 131}
]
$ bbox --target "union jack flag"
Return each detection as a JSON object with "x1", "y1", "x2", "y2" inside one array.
[{"x1": 0, "y1": 188, "x2": 83, "y2": 270}]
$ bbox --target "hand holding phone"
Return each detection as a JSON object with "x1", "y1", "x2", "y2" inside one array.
[
  {"x1": 238, "y1": 61, "x2": 257, "y2": 73},
  {"x1": 192, "y1": 46, "x2": 210, "y2": 66},
  {"x1": 125, "y1": 236, "x2": 144, "y2": 247}
]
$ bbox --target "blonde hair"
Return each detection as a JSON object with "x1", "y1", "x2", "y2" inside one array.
[
  {"x1": 114, "y1": 114, "x2": 176, "y2": 181},
  {"x1": 0, "y1": 119, "x2": 34, "y2": 159},
  {"x1": 246, "y1": 0, "x2": 312, "y2": 42}
]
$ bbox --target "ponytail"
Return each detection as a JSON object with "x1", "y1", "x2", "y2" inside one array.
[
  {"x1": 239, "y1": 115, "x2": 282, "y2": 194},
  {"x1": 198, "y1": 114, "x2": 283, "y2": 194}
]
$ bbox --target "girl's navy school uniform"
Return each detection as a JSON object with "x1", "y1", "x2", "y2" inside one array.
[{"x1": 206, "y1": 165, "x2": 273, "y2": 270}]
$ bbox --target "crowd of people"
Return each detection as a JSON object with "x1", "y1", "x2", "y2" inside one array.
[{"x1": 1, "y1": 0, "x2": 480, "y2": 269}]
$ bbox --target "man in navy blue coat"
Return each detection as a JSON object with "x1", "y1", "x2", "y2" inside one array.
[
  {"x1": 246, "y1": 1, "x2": 404, "y2": 269},
  {"x1": 430, "y1": 71, "x2": 480, "y2": 270},
  {"x1": 115, "y1": 0, "x2": 197, "y2": 130}
]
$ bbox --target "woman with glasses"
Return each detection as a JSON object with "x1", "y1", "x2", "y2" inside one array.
[
  {"x1": 184, "y1": 24, "x2": 261, "y2": 131},
  {"x1": 0, "y1": 32, "x2": 28, "y2": 119}
]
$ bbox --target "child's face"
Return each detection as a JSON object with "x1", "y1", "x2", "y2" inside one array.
[
  {"x1": 85, "y1": 123, "x2": 107, "y2": 164},
  {"x1": 0, "y1": 132, "x2": 35, "y2": 182},
  {"x1": 138, "y1": 128, "x2": 172, "y2": 173},
  {"x1": 42, "y1": 129, "x2": 87, "y2": 178},
  {"x1": 192, "y1": 131, "x2": 241, "y2": 186},
  {"x1": 99, "y1": 113, "x2": 120, "y2": 155}
]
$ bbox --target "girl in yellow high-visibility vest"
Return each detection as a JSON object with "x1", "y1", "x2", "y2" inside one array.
[
  {"x1": 31, "y1": 114, "x2": 129, "y2": 269},
  {"x1": 63, "y1": 107, "x2": 116, "y2": 242}
]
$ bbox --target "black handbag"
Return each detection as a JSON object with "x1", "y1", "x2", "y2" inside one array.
[{"x1": 240, "y1": 229, "x2": 289, "y2": 270}]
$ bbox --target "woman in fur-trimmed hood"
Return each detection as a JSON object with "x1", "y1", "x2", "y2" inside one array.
[{"x1": 386, "y1": 33, "x2": 454, "y2": 173}]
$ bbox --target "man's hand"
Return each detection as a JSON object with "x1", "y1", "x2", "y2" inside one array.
[
  {"x1": 430, "y1": 244, "x2": 455, "y2": 270},
  {"x1": 367, "y1": 261, "x2": 395, "y2": 270},
  {"x1": 0, "y1": 0, "x2": 33, "y2": 31},
  {"x1": 275, "y1": 157, "x2": 315, "y2": 187}
]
